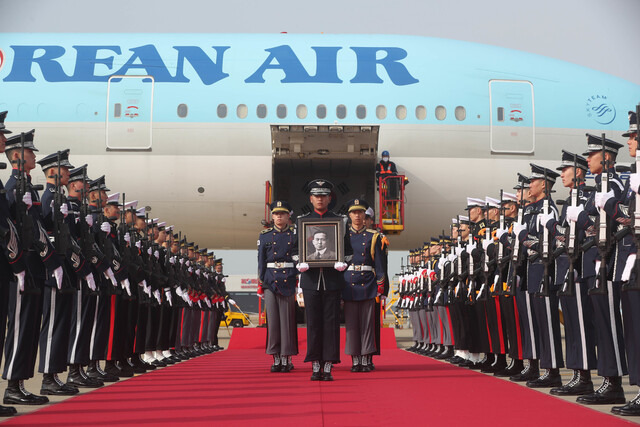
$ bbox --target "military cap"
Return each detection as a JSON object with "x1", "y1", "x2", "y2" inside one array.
[
  {"x1": 270, "y1": 200, "x2": 292, "y2": 214},
  {"x1": 106, "y1": 193, "x2": 122, "y2": 206},
  {"x1": 582, "y1": 133, "x2": 623, "y2": 156},
  {"x1": 466, "y1": 197, "x2": 485, "y2": 210},
  {"x1": 157, "y1": 222, "x2": 167, "y2": 231},
  {"x1": 451, "y1": 217, "x2": 458, "y2": 225},
  {"x1": 173, "y1": 233, "x2": 180, "y2": 240},
  {"x1": 124, "y1": 200, "x2": 138, "y2": 211},
  {"x1": 458, "y1": 215, "x2": 470, "y2": 224},
  {"x1": 557, "y1": 150, "x2": 588, "y2": 171},
  {"x1": 214, "y1": 258, "x2": 223, "y2": 266},
  {"x1": 430, "y1": 237, "x2": 440, "y2": 245},
  {"x1": 622, "y1": 110, "x2": 638, "y2": 138},
  {"x1": 88, "y1": 176, "x2": 109, "y2": 192},
  {"x1": 307, "y1": 178, "x2": 333, "y2": 196},
  {"x1": 485, "y1": 196, "x2": 500, "y2": 209},
  {"x1": 501, "y1": 192, "x2": 518, "y2": 204},
  {"x1": 347, "y1": 198, "x2": 369, "y2": 212},
  {"x1": 529, "y1": 164, "x2": 560, "y2": 183},
  {"x1": 37, "y1": 149, "x2": 75, "y2": 171},
  {"x1": 187, "y1": 242, "x2": 195, "y2": 250},
  {"x1": 422, "y1": 241, "x2": 430, "y2": 249},
  {"x1": 440, "y1": 235, "x2": 451, "y2": 245},
  {"x1": 146, "y1": 218, "x2": 159, "y2": 226},
  {"x1": 166, "y1": 225, "x2": 174, "y2": 232},
  {"x1": 135, "y1": 207, "x2": 146, "y2": 218},
  {"x1": 513, "y1": 173, "x2": 530, "y2": 190},
  {"x1": 5, "y1": 129, "x2": 38, "y2": 152},
  {"x1": 0, "y1": 111, "x2": 12, "y2": 134},
  {"x1": 68, "y1": 164, "x2": 88, "y2": 183}
]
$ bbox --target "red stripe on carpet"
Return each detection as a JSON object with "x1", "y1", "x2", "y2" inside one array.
[{"x1": 4, "y1": 329, "x2": 632, "y2": 427}]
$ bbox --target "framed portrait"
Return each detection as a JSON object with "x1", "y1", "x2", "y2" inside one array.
[{"x1": 298, "y1": 217, "x2": 344, "y2": 267}]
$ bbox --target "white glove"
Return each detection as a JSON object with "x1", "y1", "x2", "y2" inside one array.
[
  {"x1": 447, "y1": 253, "x2": 456, "y2": 262},
  {"x1": 495, "y1": 227, "x2": 508, "y2": 240},
  {"x1": 135, "y1": 240, "x2": 141, "y2": 249},
  {"x1": 85, "y1": 273, "x2": 96, "y2": 291},
  {"x1": 630, "y1": 173, "x2": 640, "y2": 194},
  {"x1": 513, "y1": 222, "x2": 526, "y2": 236},
  {"x1": 100, "y1": 221, "x2": 111, "y2": 233},
  {"x1": 566, "y1": 205, "x2": 584, "y2": 222},
  {"x1": 538, "y1": 212, "x2": 554, "y2": 228},
  {"x1": 175, "y1": 287, "x2": 183, "y2": 297},
  {"x1": 53, "y1": 266, "x2": 64, "y2": 290},
  {"x1": 144, "y1": 283, "x2": 152, "y2": 297},
  {"x1": 334, "y1": 262, "x2": 348, "y2": 272},
  {"x1": 124, "y1": 232, "x2": 131, "y2": 243},
  {"x1": 296, "y1": 287, "x2": 303, "y2": 295},
  {"x1": 595, "y1": 190, "x2": 615, "y2": 210},
  {"x1": 147, "y1": 247, "x2": 152, "y2": 255},
  {"x1": 22, "y1": 192, "x2": 32, "y2": 210},
  {"x1": 179, "y1": 258, "x2": 184, "y2": 265},
  {"x1": 195, "y1": 269, "x2": 201, "y2": 277},
  {"x1": 15, "y1": 271, "x2": 26, "y2": 292},
  {"x1": 465, "y1": 242, "x2": 476, "y2": 254},
  {"x1": 622, "y1": 254, "x2": 636, "y2": 282},
  {"x1": 482, "y1": 239, "x2": 491, "y2": 251},
  {"x1": 188, "y1": 266, "x2": 193, "y2": 273},
  {"x1": 154, "y1": 250, "x2": 159, "y2": 259},
  {"x1": 85, "y1": 214, "x2": 94, "y2": 227},
  {"x1": 105, "y1": 267, "x2": 117, "y2": 287},
  {"x1": 153, "y1": 289, "x2": 161, "y2": 304},
  {"x1": 257, "y1": 290, "x2": 264, "y2": 299},
  {"x1": 454, "y1": 246, "x2": 464, "y2": 256},
  {"x1": 204, "y1": 298, "x2": 211, "y2": 308},
  {"x1": 228, "y1": 299, "x2": 236, "y2": 306},
  {"x1": 59, "y1": 203, "x2": 69, "y2": 218},
  {"x1": 186, "y1": 260, "x2": 190, "y2": 267},
  {"x1": 165, "y1": 289, "x2": 173, "y2": 306},
  {"x1": 121, "y1": 278, "x2": 131, "y2": 296},
  {"x1": 437, "y1": 257, "x2": 445, "y2": 270},
  {"x1": 297, "y1": 262, "x2": 309, "y2": 273},
  {"x1": 169, "y1": 256, "x2": 176, "y2": 264}
]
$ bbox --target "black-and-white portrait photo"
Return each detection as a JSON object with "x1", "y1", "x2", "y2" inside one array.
[
  {"x1": 306, "y1": 227, "x2": 337, "y2": 261},
  {"x1": 298, "y1": 218, "x2": 344, "y2": 266}
]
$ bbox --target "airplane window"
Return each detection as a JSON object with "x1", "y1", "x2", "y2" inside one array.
[
  {"x1": 317, "y1": 104, "x2": 327, "y2": 119},
  {"x1": 376, "y1": 105, "x2": 387, "y2": 120},
  {"x1": 177, "y1": 103, "x2": 188, "y2": 118},
  {"x1": 356, "y1": 105, "x2": 367, "y2": 120},
  {"x1": 296, "y1": 104, "x2": 307, "y2": 119},
  {"x1": 416, "y1": 105, "x2": 426, "y2": 120},
  {"x1": 455, "y1": 106, "x2": 466, "y2": 121},
  {"x1": 217, "y1": 104, "x2": 227, "y2": 119},
  {"x1": 257, "y1": 104, "x2": 267, "y2": 118},
  {"x1": 114, "y1": 103, "x2": 122, "y2": 118},
  {"x1": 277, "y1": 104, "x2": 287, "y2": 119},
  {"x1": 336, "y1": 104, "x2": 347, "y2": 119},
  {"x1": 396, "y1": 105, "x2": 407, "y2": 120},
  {"x1": 237, "y1": 104, "x2": 248, "y2": 119},
  {"x1": 435, "y1": 105, "x2": 446, "y2": 121}
]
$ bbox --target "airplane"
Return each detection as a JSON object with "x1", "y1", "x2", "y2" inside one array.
[{"x1": 1, "y1": 33, "x2": 639, "y2": 252}]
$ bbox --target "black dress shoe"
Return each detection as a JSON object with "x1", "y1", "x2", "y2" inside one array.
[
  {"x1": 449, "y1": 356, "x2": 464, "y2": 365},
  {"x1": 458, "y1": 359, "x2": 473, "y2": 368},
  {"x1": 41, "y1": 374, "x2": 80, "y2": 396},
  {"x1": 526, "y1": 369, "x2": 562, "y2": 388},
  {"x1": 550, "y1": 370, "x2": 594, "y2": 396},
  {"x1": 271, "y1": 363, "x2": 282, "y2": 373},
  {"x1": 116, "y1": 361, "x2": 135, "y2": 377},
  {"x1": 436, "y1": 346, "x2": 454, "y2": 360},
  {"x1": 322, "y1": 362, "x2": 334, "y2": 381},
  {"x1": 4, "y1": 380, "x2": 49, "y2": 405},
  {"x1": 311, "y1": 361, "x2": 322, "y2": 381},
  {"x1": 510, "y1": 360, "x2": 539, "y2": 382},
  {"x1": 151, "y1": 359, "x2": 167, "y2": 368},
  {"x1": 495, "y1": 360, "x2": 524, "y2": 377},
  {"x1": 0, "y1": 405, "x2": 17, "y2": 417},
  {"x1": 577, "y1": 376, "x2": 626, "y2": 405},
  {"x1": 611, "y1": 392, "x2": 640, "y2": 416},
  {"x1": 67, "y1": 365, "x2": 104, "y2": 388},
  {"x1": 86, "y1": 362, "x2": 119, "y2": 382},
  {"x1": 129, "y1": 358, "x2": 148, "y2": 374}
]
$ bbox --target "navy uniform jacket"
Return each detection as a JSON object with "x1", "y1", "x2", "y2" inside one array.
[
  {"x1": 0, "y1": 176, "x2": 25, "y2": 280},
  {"x1": 342, "y1": 226, "x2": 385, "y2": 301},
  {"x1": 519, "y1": 197, "x2": 558, "y2": 294},
  {"x1": 257, "y1": 224, "x2": 298, "y2": 297},
  {"x1": 297, "y1": 210, "x2": 352, "y2": 291},
  {"x1": 5, "y1": 169, "x2": 60, "y2": 281}
]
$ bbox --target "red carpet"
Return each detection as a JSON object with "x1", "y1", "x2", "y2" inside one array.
[{"x1": 2, "y1": 328, "x2": 634, "y2": 426}]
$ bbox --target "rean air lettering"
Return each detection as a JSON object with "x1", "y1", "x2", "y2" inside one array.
[{"x1": 3, "y1": 44, "x2": 419, "y2": 86}]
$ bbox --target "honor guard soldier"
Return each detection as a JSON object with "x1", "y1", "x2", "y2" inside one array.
[
  {"x1": 257, "y1": 200, "x2": 299, "y2": 372},
  {"x1": 3, "y1": 129, "x2": 63, "y2": 406},
  {"x1": 0, "y1": 112, "x2": 26, "y2": 416},
  {"x1": 212, "y1": 257, "x2": 233, "y2": 351},
  {"x1": 296, "y1": 179, "x2": 350, "y2": 381},
  {"x1": 343, "y1": 199, "x2": 385, "y2": 372}
]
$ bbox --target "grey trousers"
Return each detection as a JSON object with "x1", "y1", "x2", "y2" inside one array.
[
  {"x1": 344, "y1": 299, "x2": 376, "y2": 356},
  {"x1": 409, "y1": 311, "x2": 421, "y2": 341},
  {"x1": 437, "y1": 306, "x2": 453, "y2": 346},
  {"x1": 264, "y1": 289, "x2": 298, "y2": 356},
  {"x1": 427, "y1": 309, "x2": 440, "y2": 344},
  {"x1": 418, "y1": 309, "x2": 429, "y2": 343}
]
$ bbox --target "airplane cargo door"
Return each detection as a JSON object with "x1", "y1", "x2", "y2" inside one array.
[
  {"x1": 271, "y1": 125, "x2": 378, "y2": 219},
  {"x1": 489, "y1": 80, "x2": 535, "y2": 154},
  {"x1": 106, "y1": 75, "x2": 154, "y2": 150}
]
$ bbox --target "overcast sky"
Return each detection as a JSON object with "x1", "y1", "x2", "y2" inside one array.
[{"x1": 1, "y1": 0, "x2": 639, "y2": 85}]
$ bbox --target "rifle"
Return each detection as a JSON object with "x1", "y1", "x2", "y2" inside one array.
[
  {"x1": 15, "y1": 132, "x2": 35, "y2": 251},
  {"x1": 455, "y1": 215, "x2": 465, "y2": 300},
  {"x1": 625, "y1": 104, "x2": 640, "y2": 291},
  {"x1": 465, "y1": 229, "x2": 476, "y2": 304},
  {"x1": 51, "y1": 151, "x2": 75, "y2": 292},
  {"x1": 493, "y1": 190, "x2": 506, "y2": 296},
  {"x1": 589, "y1": 133, "x2": 611, "y2": 296},
  {"x1": 536, "y1": 168, "x2": 553, "y2": 297},
  {"x1": 476, "y1": 207, "x2": 491, "y2": 302},
  {"x1": 505, "y1": 175, "x2": 527, "y2": 296},
  {"x1": 559, "y1": 155, "x2": 582, "y2": 296}
]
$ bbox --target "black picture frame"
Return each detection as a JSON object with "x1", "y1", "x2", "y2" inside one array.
[{"x1": 298, "y1": 217, "x2": 344, "y2": 267}]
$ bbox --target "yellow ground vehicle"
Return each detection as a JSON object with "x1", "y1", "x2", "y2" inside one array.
[{"x1": 220, "y1": 308, "x2": 250, "y2": 328}]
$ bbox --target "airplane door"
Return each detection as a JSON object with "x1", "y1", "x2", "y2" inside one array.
[
  {"x1": 489, "y1": 80, "x2": 535, "y2": 154},
  {"x1": 106, "y1": 75, "x2": 154, "y2": 150}
]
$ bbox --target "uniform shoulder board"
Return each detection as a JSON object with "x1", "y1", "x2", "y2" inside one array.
[
  {"x1": 260, "y1": 227, "x2": 273, "y2": 234},
  {"x1": 289, "y1": 225, "x2": 297, "y2": 233},
  {"x1": 366, "y1": 228, "x2": 378, "y2": 234},
  {"x1": 297, "y1": 212, "x2": 310, "y2": 219}
]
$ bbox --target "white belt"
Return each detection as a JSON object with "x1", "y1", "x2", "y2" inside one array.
[
  {"x1": 347, "y1": 265, "x2": 374, "y2": 272},
  {"x1": 267, "y1": 262, "x2": 294, "y2": 268}
]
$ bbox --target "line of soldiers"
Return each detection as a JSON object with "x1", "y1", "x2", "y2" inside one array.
[
  {"x1": 398, "y1": 108, "x2": 640, "y2": 417},
  {"x1": 0, "y1": 111, "x2": 233, "y2": 417}
]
